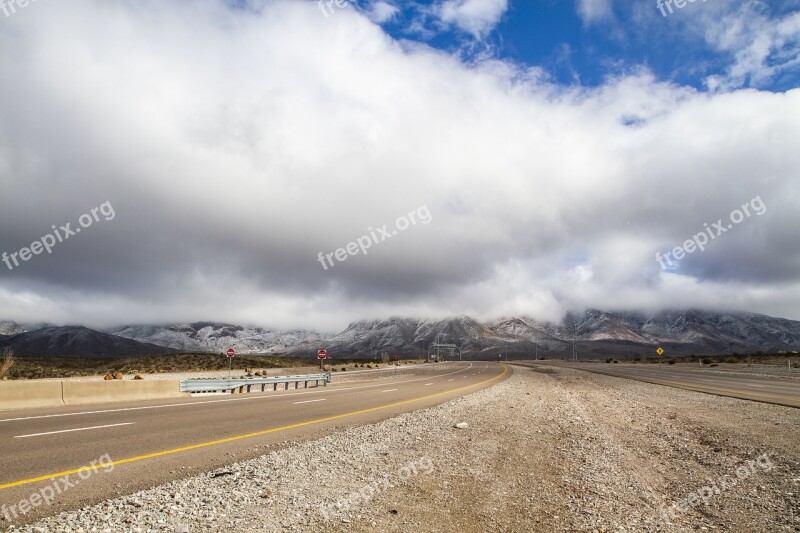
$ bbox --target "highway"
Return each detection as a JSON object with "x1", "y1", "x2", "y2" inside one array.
[
  {"x1": 529, "y1": 361, "x2": 800, "y2": 408},
  {"x1": 0, "y1": 362, "x2": 508, "y2": 525}
]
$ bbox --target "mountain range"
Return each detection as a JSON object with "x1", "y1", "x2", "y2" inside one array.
[{"x1": 1, "y1": 310, "x2": 799, "y2": 358}]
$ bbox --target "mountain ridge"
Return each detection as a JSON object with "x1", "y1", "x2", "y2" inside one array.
[{"x1": 1, "y1": 310, "x2": 799, "y2": 358}]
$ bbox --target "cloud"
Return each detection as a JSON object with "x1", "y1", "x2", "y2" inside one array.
[
  {"x1": 0, "y1": 0, "x2": 797, "y2": 331},
  {"x1": 703, "y1": 6, "x2": 800, "y2": 91},
  {"x1": 433, "y1": 0, "x2": 508, "y2": 38},
  {"x1": 366, "y1": 1, "x2": 400, "y2": 24},
  {"x1": 576, "y1": 0, "x2": 614, "y2": 26}
]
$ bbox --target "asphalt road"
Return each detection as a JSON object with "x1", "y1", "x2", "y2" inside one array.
[
  {"x1": 0, "y1": 361, "x2": 507, "y2": 525},
  {"x1": 528, "y1": 361, "x2": 800, "y2": 408}
]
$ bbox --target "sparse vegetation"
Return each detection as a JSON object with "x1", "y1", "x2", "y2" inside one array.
[
  {"x1": 1, "y1": 347, "x2": 14, "y2": 379},
  {"x1": 2, "y1": 353, "x2": 307, "y2": 380}
]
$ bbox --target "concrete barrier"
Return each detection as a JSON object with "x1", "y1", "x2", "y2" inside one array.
[
  {"x1": 0, "y1": 381, "x2": 65, "y2": 411},
  {"x1": 62, "y1": 380, "x2": 187, "y2": 406}
]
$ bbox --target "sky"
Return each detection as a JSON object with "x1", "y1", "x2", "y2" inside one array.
[{"x1": 0, "y1": 0, "x2": 798, "y2": 332}]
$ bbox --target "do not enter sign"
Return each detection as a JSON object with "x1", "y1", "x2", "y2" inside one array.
[
  {"x1": 318, "y1": 349, "x2": 328, "y2": 360},
  {"x1": 226, "y1": 348, "x2": 235, "y2": 358}
]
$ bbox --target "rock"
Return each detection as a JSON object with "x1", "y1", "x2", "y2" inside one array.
[
  {"x1": 454, "y1": 422, "x2": 469, "y2": 429},
  {"x1": 133, "y1": 374, "x2": 144, "y2": 380},
  {"x1": 114, "y1": 372, "x2": 124, "y2": 380},
  {"x1": 103, "y1": 373, "x2": 114, "y2": 381}
]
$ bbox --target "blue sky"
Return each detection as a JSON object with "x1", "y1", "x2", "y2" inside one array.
[{"x1": 370, "y1": 0, "x2": 800, "y2": 92}]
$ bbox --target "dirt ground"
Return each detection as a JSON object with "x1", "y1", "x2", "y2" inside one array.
[{"x1": 340, "y1": 364, "x2": 800, "y2": 532}]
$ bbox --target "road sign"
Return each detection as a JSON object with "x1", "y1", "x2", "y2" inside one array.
[
  {"x1": 392, "y1": 354, "x2": 399, "y2": 361},
  {"x1": 226, "y1": 348, "x2": 235, "y2": 358},
  {"x1": 656, "y1": 347, "x2": 664, "y2": 356},
  {"x1": 317, "y1": 349, "x2": 328, "y2": 360}
]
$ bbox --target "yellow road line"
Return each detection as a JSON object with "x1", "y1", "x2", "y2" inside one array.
[{"x1": 1, "y1": 365, "x2": 509, "y2": 490}]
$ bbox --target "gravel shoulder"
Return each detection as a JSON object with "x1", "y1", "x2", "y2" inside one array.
[{"x1": 9, "y1": 364, "x2": 799, "y2": 532}]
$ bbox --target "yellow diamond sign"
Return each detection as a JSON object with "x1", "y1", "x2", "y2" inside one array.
[{"x1": 656, "y1": 347, "x2": 664, "y2": 356}]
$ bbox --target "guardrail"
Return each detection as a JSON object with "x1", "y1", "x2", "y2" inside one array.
[{"x1": 179, "y1": 373, "x2": 332, "y2": 394}]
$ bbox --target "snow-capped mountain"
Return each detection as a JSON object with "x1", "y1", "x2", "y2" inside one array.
[
  {"x1": 2, "y1": 310, "x2": 799, "y2": 358},
  {"x1": 106, "y1": 322, "x2": 329, "y2": 355}
]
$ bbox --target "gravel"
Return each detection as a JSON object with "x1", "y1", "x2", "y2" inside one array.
[{"x1": 9, "y1": 364, "x2": 799, "y2": 532}]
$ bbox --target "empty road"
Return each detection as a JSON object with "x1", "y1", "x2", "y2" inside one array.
[
  {"x1": 525, "y1": 361, "x2": 800, "y2": 408},
  {"x1": 0, "y1": 362, "x2": 508, "y2": 525}
]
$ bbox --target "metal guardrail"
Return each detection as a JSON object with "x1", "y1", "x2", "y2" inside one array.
[{"x1": 180, "y1": 373, "x2": 332, "y2": 394}]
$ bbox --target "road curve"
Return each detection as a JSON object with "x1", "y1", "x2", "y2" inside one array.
[{"x1": 0, "y1": 362, "x2": 508, "y2": 525}]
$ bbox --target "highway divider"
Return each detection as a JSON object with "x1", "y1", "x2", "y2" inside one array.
[{"x1": 0, "y1": 379, "x2": 188, "y2": 411}]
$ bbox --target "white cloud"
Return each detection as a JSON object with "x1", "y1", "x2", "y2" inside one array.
[
  {"x1": 434, "y1": 0, "x2": 508, "y2": 38},
  {"x1": 704, "y1": 7, "x2": 800, "y2": 91},
  {"x1": 0, "y1": 0, "x2": 797, "y2": 330},
  {"x1": 366, "y1": 1, "x2": 399, "y2": 24},
  {"x1": 576, "y1": 0, "x2": 614, "y2": 26}
]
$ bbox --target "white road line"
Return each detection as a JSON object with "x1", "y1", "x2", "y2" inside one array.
[
  {"x1": 424, "y1": 383, "x2": 433, "y2": 386},
  {"x1": 747, "y1": 384, "x2": 766, "y2": 388},
  {"x1": 14, "y1": 422, "x2": 134, "y2": 439},
  {"x1": 293, "y1": 399, "x2": 327, "y2": 404},
  {"x1": 382, "y1": 389, "x2": 399, "y2": 393}
]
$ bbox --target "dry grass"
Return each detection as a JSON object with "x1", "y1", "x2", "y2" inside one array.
[
  {"x1": 0, "y1": 347, "x2": 13, "y2": 379},
  {"x1": 3, "y1": 353, "x2": 313, "y2": 380}
]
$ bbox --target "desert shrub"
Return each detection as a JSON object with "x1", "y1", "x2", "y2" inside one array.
[
  {"x1": 725, "y1": 356, "x2": 741, "y2": 364},
  {"x1": 701, "y1": 358, "x2": 714, "y2": 365},
  {"x1": 710, "y1": 363, "x2": 719, "y2": 367},
  {"x1": 667, "y1": 359, "x2": 676, "y2": 365},
  {"x1": 0, "y1": 348, "x2": 13, "y2": 379},
  {"x1": 605, "y1": 358, "x2": 612, "y2": 363}
]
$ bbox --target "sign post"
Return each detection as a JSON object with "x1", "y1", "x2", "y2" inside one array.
[
  {"x1": 226, "y1": 348, "x2": 235, "y2": 379},
  {"x1": 318, "y1": 349, "x2": 328, "y2": 370}
]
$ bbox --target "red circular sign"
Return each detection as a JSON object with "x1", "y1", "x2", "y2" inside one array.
[
  {"x1": 317, "y1": 349, "x2": 327, "y2": 359},
  {"x1": 226, "y1": 348, "x2": 235, "y2": 358}
]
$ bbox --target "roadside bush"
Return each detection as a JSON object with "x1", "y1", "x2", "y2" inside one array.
[
  {"x1": 667, "y1": 359, "x2": 677, "y2": 365},
  {"x1": 0, "y1": 348, "x2": 13, "y2": 379},
  {"x1": 341, "y1": 367, "x2": 346, "y2": 372},
  {"x1": 605, "y1": 358, "x2": 612, "y2": 363},
  {"x1": 701, "y1": 358, "x2": 714, "y2": 365},
  {"x1": 612, "y1": 360, "x2": 619, "y2": 364},
  {"x1": 726, "y1": 356, "x2": 741, "y2": 364},
  {"x1": 710, "y1": 363, "x2": 719, "y2": 367}
]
